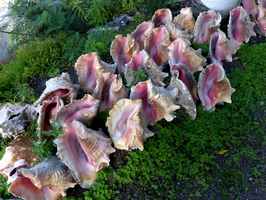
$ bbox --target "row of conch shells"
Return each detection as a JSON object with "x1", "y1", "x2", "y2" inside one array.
[{"x1": 0, "y1": 2, "x2": 263, "y2": 199}]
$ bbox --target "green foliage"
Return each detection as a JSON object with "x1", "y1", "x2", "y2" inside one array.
[
  {"x1": 67, "y1": 0, "x2": 145, "y2": 26},
  {"x1": 126, "y1": 68, "x2": 148, "y2": 87},
  {"x1": 60, "y1": 32, "x2": 87, "y2": 66},
  {"x1": 0, "y1": 38, "x2": 64, "y2": 102},
  {"x1": 32, "y1": 122, "x2": 62, "y2": 160},
  {"x1": 192, "y1": 43, "x2": 209, "y2": 57},
  {"x1": 10, "y1": 0, "x2": 88, "y2": 42},
  {"x1": 84, "y1": 28, "x2": 118, "y2": 59},
  {"x1": 9, "y1": 0, "x2": 151, "y2": 43},
  {"x1": 0, "y1": 176, "x2": 10, "y2": 198}
]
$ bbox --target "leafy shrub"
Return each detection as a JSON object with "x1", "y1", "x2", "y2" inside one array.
[
  {"x1": 59, "y1": 32, "x2": 87, "y2": 66},
  {"x1": 84, "y1": 28, "x2": 118, "y2": 59},
  {"x1": 9, "y1": 0, "x2": 181, "y2": 43},
  {"x1": 0, "y1": 38, "x2": 64, "y2": 102},
  {"x1": 10, "y1": 0, "x2": 88, "y2": 42}
]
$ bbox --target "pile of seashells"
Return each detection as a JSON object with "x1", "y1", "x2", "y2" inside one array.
[{"x1": 0, "y1": 0, "x2": 265, "y2": 199}]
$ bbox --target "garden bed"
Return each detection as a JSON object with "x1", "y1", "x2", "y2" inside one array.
[{"x1": 0, "y1": 1, "x2": 265, "y2": 200}]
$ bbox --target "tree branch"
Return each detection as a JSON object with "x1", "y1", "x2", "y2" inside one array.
[{"x1": 0, "y1": 30, "x2": 30, "y2": 36}]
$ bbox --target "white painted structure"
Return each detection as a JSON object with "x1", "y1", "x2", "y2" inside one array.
[{"x1": 200, "y1": 0, "x2": 240, "y2": 14}]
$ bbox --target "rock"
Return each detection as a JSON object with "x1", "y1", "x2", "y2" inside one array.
[
  {"x1": 0, "y1": 103, "x2": 38, "y2": 138},
  {"x1": 107, "y1": 14, "x2": 133, "y2": 30}
]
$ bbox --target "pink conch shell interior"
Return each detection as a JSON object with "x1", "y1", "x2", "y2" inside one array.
[
  {"x1": 145, "y1": 27, "x2": 171, "y2": 65},
  {"x1": 100, "y1": 73, "x2": 127, "y2": 111},
  {"x1": 57, "y1": 94, "x2": 99, "y2": 126},
  {"x1": 152, "y1": 8, "x2": 173, "y2": 27},
  {"x1": 110, "y1": 35, "x2": 135, "y2": 72},
  {"x1": 198, "y1": 63, "x2": 235, "y2": 111},
  {"x1": 242, "y1": 0, "x2": 258, "y2": 17},
  {"x1": 210, "y1": 29, "x2": 237, "y2": 62},
  {"x1": 130, "y1": 80, "x2": 180, "y2": 125},
  {"x1": 54, "y1": 120, "x2": 115, "y2": 188},
  {"x1": 74, "y1": 53, "x2": 109, "y2": 97},
  {"x1": 168, "y1": 37, "x2": 206, "y2": 73},
  {"x1": 106, "y1": 98, "x2": 145, "y2": 151},
  {"x1": 194, "y1": 10, "x2": 222, "y2": 44},
  {"x1": 170, "y1": 63, "x2": 198, "y2": 100},
  {"x1": 35, "y1": 73, "x2": 77, "y2": 106},
  {"x1": 228, "y1": 6, "x2": 256, "y2": 45},
  {"x1": 38, "y1": 96, "x2": 64, "y2": 131},
  {"x1": 8, "y1": 176, "x2": 62, "y2": 200},
  {"x1": 125, "y1": 50, "x2": 149, "y2": 71},
  {"x1": 256, "y1": 2, "x2": 266, "y2": 36},
  {"x1": 131, "y1": 21, "x2": 154, "y2": 49}
]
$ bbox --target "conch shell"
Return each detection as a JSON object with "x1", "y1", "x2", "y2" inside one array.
[
  {"x1": 18, "y1": 157, "x2": 76, "y2": 196},
  {"x1": 152, "y1": 8, "x2": 173, "y2": 27},
  {"x1": 167, "y1": 76, "x2": 197, "y2": 120},
  {"x1": 124, "y1": 50, "x2": 167, "y2": 86},
  {"x1": 256, "y1": 2, "x2": 266, "y2": 36},
  {"x1": 57, "y1": 94, "x2": 99, "y2": 126},
  {"x1": 168, "y1": 37, "x2": 206, "y2": 73},
  {"x1": 210, "y1": 29, "x2": 237, "y2": 63},
  {"x1": 194, "y1": 10, "x2": 222, "y2": 44},
  {"x1": 130, "y1": 80, "x2": 180, "y2": 125},
  {"x1": 131, "y1": 21, "x2": 154, "y2": 49},
  {"x1": 35, "y1": 73, "x2": 77, "y2": 106},
  {"x1": 0, "y1": 103, "x2": 37, "y2": 138},
  {"x1": 170, "y1": 63, "x2": 198, "y2": 101},
  {"x1": 242, "y1": 0, "x2": 258, "y2": 18},
  {"x1": 37, "y1": 96, "x2": 64, "y2": 131},
  {"x1": 100, "y1": 73, "x2": 127, "y2": 111},
  {"x1": 106, "y1": 99, "x2": 148, "y2": 151},
  {"x1": 198, "y1": 63, "x2": 235, "y2": 111},
  {"x1": 174, "y1": 7, "x2": 195, "y2": 33},
  {"x1": 8, "y1": 176, "x2": 62, "y2": 200},
  {"x1": 228, "y1": 6, "x2": 256, "y2": 45},
  {"x1": 144, "y1": 58, "x2": 168, "y2": 86},
  {"x1": 0, "y1": 136, "x2": 38, "y2": 179},
  {"x1": 145, "y1": 26, "x2": 171, "y2": 66},
  {"x1": 74, "y1": 53, "x2": 112, "y2": 97},
  {"x1": 54, "y1": 120, "x2": 115, "y2": 188},
  {"x1": 110, "y1": 35, "x2": 135, "y2": 72}
]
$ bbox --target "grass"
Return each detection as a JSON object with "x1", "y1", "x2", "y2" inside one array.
[{"x1": 0, "y1": 31, "x2": 265, "y2": 200}]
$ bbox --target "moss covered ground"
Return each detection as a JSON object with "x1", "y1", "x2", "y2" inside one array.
[{"x1": 0, "y1": 23, "x2": 265, "y2": 200}]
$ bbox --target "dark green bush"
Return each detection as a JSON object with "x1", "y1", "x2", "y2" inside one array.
[
  {"x1": 84, "y1": 28, "x2": 118, "y2": 59},
  {"x1": 10, "y1": 0, "x2": 88, "y2": 42},
  {"x1": 9, "y1": 0, "x2": 181, "y2": 43},
  {"x1": 0, "y1": 38, "x2": 64, "y2": 102}
]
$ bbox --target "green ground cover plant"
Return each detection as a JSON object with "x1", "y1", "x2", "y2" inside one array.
[{"x1": 0, "y1": 38, "x2": 63, "y2": 102}]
